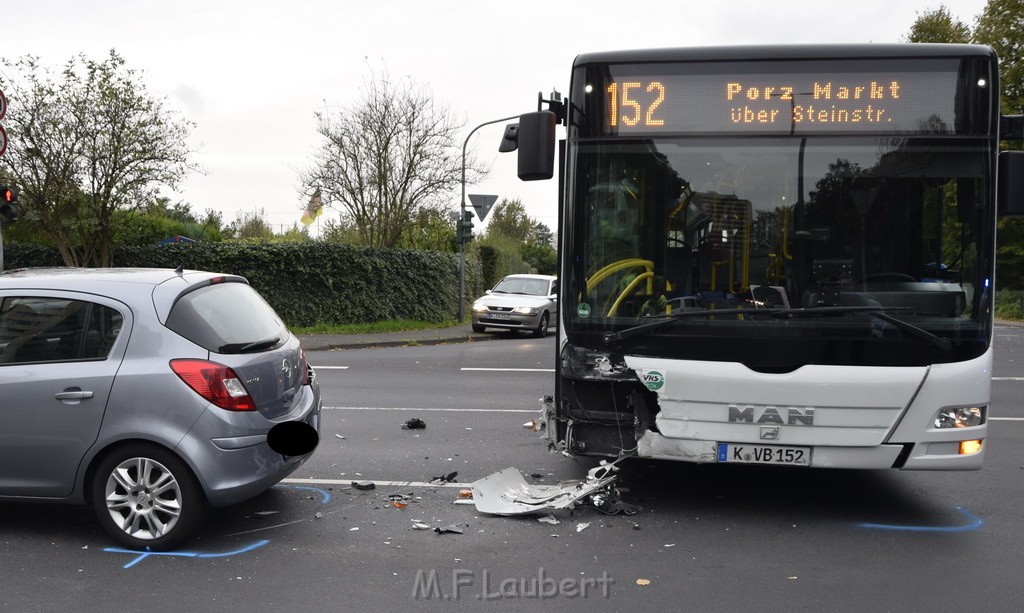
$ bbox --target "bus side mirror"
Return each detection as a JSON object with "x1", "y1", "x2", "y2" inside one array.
[
  {"x1": 516, "y1": 111, "x2": 556, "y2": 181},
  {"x1": 998, "y1": 150, "x2": 1024, "y2": 217}
]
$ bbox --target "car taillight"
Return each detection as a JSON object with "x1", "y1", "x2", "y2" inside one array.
[
  {"x1": 170, "y1": 359, "x2": 256, "y2": 411},
  {"x1": 300, "y1": 348, "x2": 312, "y2": 386}
]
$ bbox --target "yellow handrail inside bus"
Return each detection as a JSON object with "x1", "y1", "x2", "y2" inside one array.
[
  {"x1": 608, "y1": 272, "x2": 654, "y2": 316},
  {"x1": 587, "y1": 259, "x2": 654, "y2": 292}
]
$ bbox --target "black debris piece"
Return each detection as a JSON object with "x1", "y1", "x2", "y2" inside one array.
[
  {"x1": 429, "y1": 471, "x2": 458, "y2": 484},
  {"x1": 402, "y1": 418, "x2": 427, "y2": 430},
  {"x1": 434, "y1": 524, "x2": 464, "y2": 535},
  {"x1": 351, "y1": 481, "x2": 376, "y2": 491},
  {"x1": 588, "y1": 486, "x2": 641, "y2": 516}
]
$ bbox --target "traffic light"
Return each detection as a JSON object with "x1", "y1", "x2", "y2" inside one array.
[
  {"x1": 0, "y1": 185, "x2": 17, "y2": 222},
  {"x1": 458, "y1": 210, "x2": 474, "y2": 243}
]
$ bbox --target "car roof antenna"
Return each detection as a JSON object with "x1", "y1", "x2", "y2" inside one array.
[{"x1": 175, "y1": 264, "x2": 184, "y2": 275}]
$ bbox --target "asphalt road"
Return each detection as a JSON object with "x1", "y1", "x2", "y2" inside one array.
[{"x1": 2, "y1": 326, "x2": 1023, "y2": 611}]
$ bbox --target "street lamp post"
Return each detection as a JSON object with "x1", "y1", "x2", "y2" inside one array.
[{"x1": 458, "y1": 114, "x2": 520, "y2": 322}]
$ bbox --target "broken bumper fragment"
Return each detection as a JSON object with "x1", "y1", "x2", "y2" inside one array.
[{"x1": 471, "y1": 465, "x2": 618, "y2": 515}]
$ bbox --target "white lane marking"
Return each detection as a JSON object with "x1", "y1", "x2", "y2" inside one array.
[
  {"x1": 460, "y1": 367, "x2": 555, "y2": 372},
  {"x1": 991, "y1": 417, "x2": 1024, "y2": 421},
  {"x1": 283, "y1": 477, "x2": 466, "y2": 489},
  {"x1": 992, "y1": 377, "x2": 1024, "y2": 381},
  {"x1": 323, "y1": 406, "x2": 538, "y2": 413},
  {"x1": 312, "y1": 366, "x2": 553, "y2": 372}
]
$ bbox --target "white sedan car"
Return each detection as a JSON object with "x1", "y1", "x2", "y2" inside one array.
[{"x1": 471, "y1": 274, "x2": 557, "y2": 337}]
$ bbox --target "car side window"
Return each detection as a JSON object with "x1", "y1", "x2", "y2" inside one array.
[{"x1": 0, "y1": 297, "x2": 123, "y2": 364}]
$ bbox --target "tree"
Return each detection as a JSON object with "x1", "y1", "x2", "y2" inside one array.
[
  {"x1": 0, "y1": 50, "x2": 199, "y2": 266},
  {"x1": 114, "y1": 198, "x2": 223, "y2": 246},
  {"x1": 395, "y1": 208, "x2": 458, "y2": 252},
  {"x1": 301, "y1": 70, "x2": 477, "y2": 249},
  {"x1": 974, "y1": 0, "x2": 1024, "y2": 114},
  {"x1": 224, "y1": 209, "x2": 274, "y2": 241},
  {"x1": 904, "y1": 5, "x2": 971, "y2": 43},
  {"x1": 485, "y1": 199, "x2": 535, "y2": 243},
  {"x1": 485, "y1": 198, "x2": 556, "y2": 274}
]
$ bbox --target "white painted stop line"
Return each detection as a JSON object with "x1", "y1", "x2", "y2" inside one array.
[{"x1": 282, "y1": 477, "x2": 466, "y2": 489}]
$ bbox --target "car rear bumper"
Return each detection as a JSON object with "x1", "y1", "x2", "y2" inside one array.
[{"x1": 177, "y1": 381, "x2": 322, "y2": 507}]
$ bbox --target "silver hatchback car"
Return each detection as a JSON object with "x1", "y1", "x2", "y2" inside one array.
[
  {"x1": 471, "y1": 274, "x2": 557, "y2": 337},
  {"x1": 0, "y1": 268, "x2": 321, "y2": 550}
]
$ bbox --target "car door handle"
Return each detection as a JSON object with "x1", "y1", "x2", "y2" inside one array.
[{"x1": 55, "y1": 390, "x2": 94, "y2": 400}]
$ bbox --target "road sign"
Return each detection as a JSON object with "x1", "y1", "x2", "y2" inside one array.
[
  {"x1": 468, "y1": 194, "x2": 498, "y2": 221},
  {"x1": 0, "y1": 125, "x2": 7, "y2": 158},
  {"x1": 0, "y1": 88, "x2": 6, "y2": 120}
]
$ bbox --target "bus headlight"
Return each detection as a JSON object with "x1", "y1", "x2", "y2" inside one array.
[{"x1": 934, "y1": 406, "x2": 985, "y2": 429}]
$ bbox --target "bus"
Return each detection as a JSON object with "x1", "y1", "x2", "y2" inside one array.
[{"x1": 506, "y1": 44, "x2": 1024, "y2": 470}]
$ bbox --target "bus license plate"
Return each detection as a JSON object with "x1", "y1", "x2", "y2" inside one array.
[{"x1": 717, "y1": 443, "x2": 810, "y2": 466}]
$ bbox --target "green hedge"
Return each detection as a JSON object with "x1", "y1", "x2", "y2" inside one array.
[
  {"x1": 995, "y1": 290, "x2": 1024, "y2": 321},
  {"x1": 4, "y1": 242, "x2": 484, "y2": 327}
]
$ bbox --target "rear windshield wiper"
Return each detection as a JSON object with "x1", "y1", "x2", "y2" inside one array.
[
  {"x1": 219, "y1": 336, "x2": 281, "y2": 353},
  {"x1": 602, "y1": 305, "x2": 950, "y2": 350}
]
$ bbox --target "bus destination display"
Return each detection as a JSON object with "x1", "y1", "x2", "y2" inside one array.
[{"x1": 590, "y1": 63, "x2": 966, "y2": 135}]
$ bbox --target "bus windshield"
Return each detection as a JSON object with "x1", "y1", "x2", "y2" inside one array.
[{"x1": 567, "y1": 136, "x2": 992, "y2": 367}]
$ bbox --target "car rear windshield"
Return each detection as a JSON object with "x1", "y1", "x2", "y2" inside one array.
[{"x1": 165, "y1": 282, "x2": 287, "y2": 354}]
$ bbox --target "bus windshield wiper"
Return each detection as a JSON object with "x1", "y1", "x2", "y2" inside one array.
[
  {"x1": 602, "y1": 305, "x2": 951, "y2": 351},
  {"x1": 870, "y1": 312, "x2": 952, "y2": 351},
  {"x1": 602, "y1": 308, "x2": 774, "y2": 345},
  {"x1": 782, "y1": 306, "x2": 951, "y2": 351}
]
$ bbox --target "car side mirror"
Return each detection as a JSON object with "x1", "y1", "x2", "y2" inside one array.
[{"x1": 485, "y1": 290, "x2": 492, "y2": 295}]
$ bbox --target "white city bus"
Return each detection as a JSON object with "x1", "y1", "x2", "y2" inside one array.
[{"x1": 507, "y1": 44, "x2": 1024, "y2": 469}]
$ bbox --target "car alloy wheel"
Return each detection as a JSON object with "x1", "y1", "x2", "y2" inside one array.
[{"x1": 92, "y1": 444, "x2": 203, "y2": 550}]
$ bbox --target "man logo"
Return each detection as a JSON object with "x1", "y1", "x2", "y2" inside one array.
[
  {"x1": 728, "y1": 405, "x2": 815, "y2": 425},
  {"x1": 640, "y1": 370, "x2": 665, "y2": 391}
]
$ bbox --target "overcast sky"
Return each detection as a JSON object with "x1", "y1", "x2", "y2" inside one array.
[{"x1": 1, "y1": 0, "x2": 991, "y2": 235}]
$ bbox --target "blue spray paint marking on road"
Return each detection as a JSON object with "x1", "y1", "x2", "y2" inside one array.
[
  {"x1": 859, "y1": 507, "x2": 983, "y2": 533},
  {"x1": 274, "y1": 484, "x2": 332, "y2": 504},
  {"x1": 105, "y1": 539, "x2": 271, "y2": 569}
]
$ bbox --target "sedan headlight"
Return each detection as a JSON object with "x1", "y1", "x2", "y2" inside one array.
[
  {"x1": 934, "y1": 406, "x2": 985, "y2": 429},
  {"x1": 472, "y1": 302, "x2": 487, "y2": 312},
  {"x1": 513, "y1": 306, "x2": 538, "y2": 315}
]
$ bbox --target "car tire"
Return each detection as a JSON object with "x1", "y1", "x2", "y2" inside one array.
[
  {"x1": 91, "y1": 444, "x2": 205, "y2": 551},
  {"x1": 472, "y1": 324, "x2": 486, "y2": 333},
  {"x1": 532, "y1": 312, "x2": 550, "y2": 338}
]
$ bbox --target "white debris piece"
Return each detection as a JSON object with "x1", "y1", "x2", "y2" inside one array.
[{"x1": 471, "y1": 464, "x2": 618, "y2": 516}]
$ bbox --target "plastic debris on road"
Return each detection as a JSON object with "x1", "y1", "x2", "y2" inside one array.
[
  {"x1": 522, "y1": 418, "x2": 545, "y2": 431},
  {"x1": 429, "y1": 471, "x2": 458, "y2": 484},
  {"x1": 352, "y1": 481, "x2": 376, "y2": 491},
  {"x1": 402, "y1": 418, "x2": 426, "y2": 430},
  {"x1": 576, "y1": 522, "x2": 590, "y2": 533},
  {"x1": 434, "y1": 524, "x2": 464, "y2": 535},
  {"x1": 470, "y1": 464, "x2": 618, "y2": 515},
  {"x1": 537, "y1": 515, "x2": 560, "y2": 525}
]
